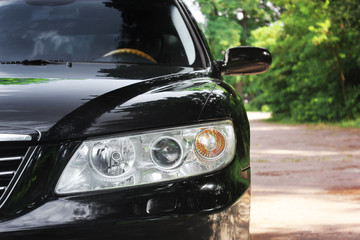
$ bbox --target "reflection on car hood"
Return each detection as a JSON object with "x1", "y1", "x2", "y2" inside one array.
[{"x1": 0, "y1": 63, "x2": 215, "y2": 142}]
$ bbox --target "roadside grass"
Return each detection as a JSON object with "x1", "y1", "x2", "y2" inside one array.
[
  {"x1": 244, "y1": 103, "x2": 271, "y2": 112},
  {"x1": 244, "y1": 103, "x2": 260, "y2": 112},
  {"x1": 254, "y1": 159, "x2": 270, "y2": 163},
  {"x1": 245, "y1": 102, "x2": 360, "y2": 129},
  {"x1": 261, "y1": 114, "x2": 360, "y2": 130},
  {"x1": 335, "y1": 117, "x2": 360, "y2": 129},
  {"x1": 342, "y1": 154, "x2": 353, "y2": 161},
  {"x1": 281, "y1": 158, "x2": 303, "y2": 163}
]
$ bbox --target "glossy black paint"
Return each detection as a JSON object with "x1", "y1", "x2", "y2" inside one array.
[
  {"x1": 0, "y1": 0, "x2": 271, "y2": 238},
  {"x1": 222, "y1": 46, "x2": 272, "y2": 75},
  {"x1": 0, "y1": 60, "x2": 252, "y2": 238},
  {"x1": 1, "y1": 190, "x2": 251, "y2": 240},
  {"x1": 0, "y1": 64, "x2": 212, "y2": 142}
]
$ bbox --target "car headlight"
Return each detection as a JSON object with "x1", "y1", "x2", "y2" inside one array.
[{"x1": 55, "y1": 120, "x2": 236, "y2": 194}]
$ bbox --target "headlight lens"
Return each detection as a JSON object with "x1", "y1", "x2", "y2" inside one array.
[
  {"x1": 151, "y1": 137, "x2": 183, "y2": 170},
  {"x1": 55, "y1": 120, "x2": 236, "y2": 194}
]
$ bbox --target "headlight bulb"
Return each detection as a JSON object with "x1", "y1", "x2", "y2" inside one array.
[
  {"x1": 151, "y1": 137, "x2": 183, "y2": 170},
  {"x1": 90, "y1": 139, "x2": 135, "y2": 180}
]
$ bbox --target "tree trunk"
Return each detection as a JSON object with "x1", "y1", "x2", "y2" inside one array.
[
  {"x1": 332, "y1": 46, "x2": 346, "y2": 100},
  {"x1": 235, "y1": 80, "x2": 243, "y2": 98}
]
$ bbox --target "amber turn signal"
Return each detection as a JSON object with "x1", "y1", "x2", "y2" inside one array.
[{"x1": 195, "y1": 129, "x2": 226, "y2": 162}]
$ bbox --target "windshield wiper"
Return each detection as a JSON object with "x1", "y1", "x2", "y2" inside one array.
[{"x1": 1, "y1": 59, "x2": 72, "y2": 66}]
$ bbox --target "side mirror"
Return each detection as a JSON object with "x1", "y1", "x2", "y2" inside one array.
[{"x1": 221, "y1": 47, "x2": 272, "y2": 76}]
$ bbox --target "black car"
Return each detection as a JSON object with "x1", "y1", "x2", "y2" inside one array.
[{"x1": 0, "y1": 0, "x2": 271, "y2": 239}]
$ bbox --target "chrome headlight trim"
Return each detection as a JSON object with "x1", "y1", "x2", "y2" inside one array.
[{"x1": 55, "y1": 120, "x2": 236, "y2": 195}]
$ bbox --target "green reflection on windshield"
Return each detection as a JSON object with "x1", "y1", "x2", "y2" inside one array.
[{"x1": 0, "y1": 78, "x2": 50, "y2": 85}]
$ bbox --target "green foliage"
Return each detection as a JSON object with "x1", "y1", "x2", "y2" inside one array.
[
  {"x1": 190, "y1": 0, "x2": 278, "y2": 95},
  {"x1": 205, "y1": 16, "x2": 241, "y2": 59},
  {"x1": 248, "y1": 0, "x2": 360, "y2": 122},
  {"x1": 191, "y1": 0, "x2": 360, "y2": 123},
  {"x1": 337, "y1": 116, "x2": 360, "y2": 129},
  {"x1": 244, "y1": 103, "x2": 259, "y2": 112},
  {"x1": 192, "y1": 0, "x2": 278, "y2": 57}
]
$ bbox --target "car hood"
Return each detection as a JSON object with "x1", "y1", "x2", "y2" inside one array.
[{"x1": 0, "y1": 63, "x2": 215, "y2": 142}]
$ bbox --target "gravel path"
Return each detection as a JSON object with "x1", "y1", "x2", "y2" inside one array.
[{"x1": 247, "y1": 112, "x2": 360, "y2": 240}]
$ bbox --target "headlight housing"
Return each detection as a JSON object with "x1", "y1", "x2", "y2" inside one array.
[{"x1": 55, "y1": 120, "x2": 236, "y2": 194}]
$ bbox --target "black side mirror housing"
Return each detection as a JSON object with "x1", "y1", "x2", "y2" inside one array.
[{"x1": 221, "y1": 47, "x2": 272, "y2": 76}]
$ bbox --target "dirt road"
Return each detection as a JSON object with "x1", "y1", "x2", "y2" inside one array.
[{"x1": 247, "y1": 112, "x2": 360, "y2": 240}]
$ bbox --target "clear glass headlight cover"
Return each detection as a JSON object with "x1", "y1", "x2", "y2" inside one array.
[{"x1": 55, "y1": 120, "x2": 236, "y2": 194}]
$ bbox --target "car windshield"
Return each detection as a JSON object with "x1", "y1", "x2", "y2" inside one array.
[{"x1": 0, "y1": 0, "x2": 201, "y2": 66}]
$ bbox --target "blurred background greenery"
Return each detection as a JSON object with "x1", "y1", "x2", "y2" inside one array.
[{"x1": 188, "y1": 0, "x2": 360, "y2": 127}]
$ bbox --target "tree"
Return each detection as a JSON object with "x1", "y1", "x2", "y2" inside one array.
[
  {"x1": 191, "y1": 0, "x2": 279, "y2": 96},
  {"x1": 190, "y1": 0, "x2": 360, "y2": 122},
  {"x1": 249, "y1": 0, "x2": 360, "y2": 121}
]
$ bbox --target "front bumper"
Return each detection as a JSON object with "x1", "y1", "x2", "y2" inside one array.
[
  {"x1": 0, "y1": 188, "x2": 250, "y2": 240},
  {"x1": 0, "y1": 141, "x2": 250, "y2": 240}
]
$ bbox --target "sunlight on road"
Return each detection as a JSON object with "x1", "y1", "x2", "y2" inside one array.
[
  {"x1": 249, "y1": 113, "x2": 360, "y2": 240},
  {"x1": 246, "y1": 111, "x2": 272, "y2": 121},
  {"x1": 252, "y1": 149, "x2": 360, "y2": 157},
  {"x1": 251, "y1": 126, "x2": 295, "y2": 131}
]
